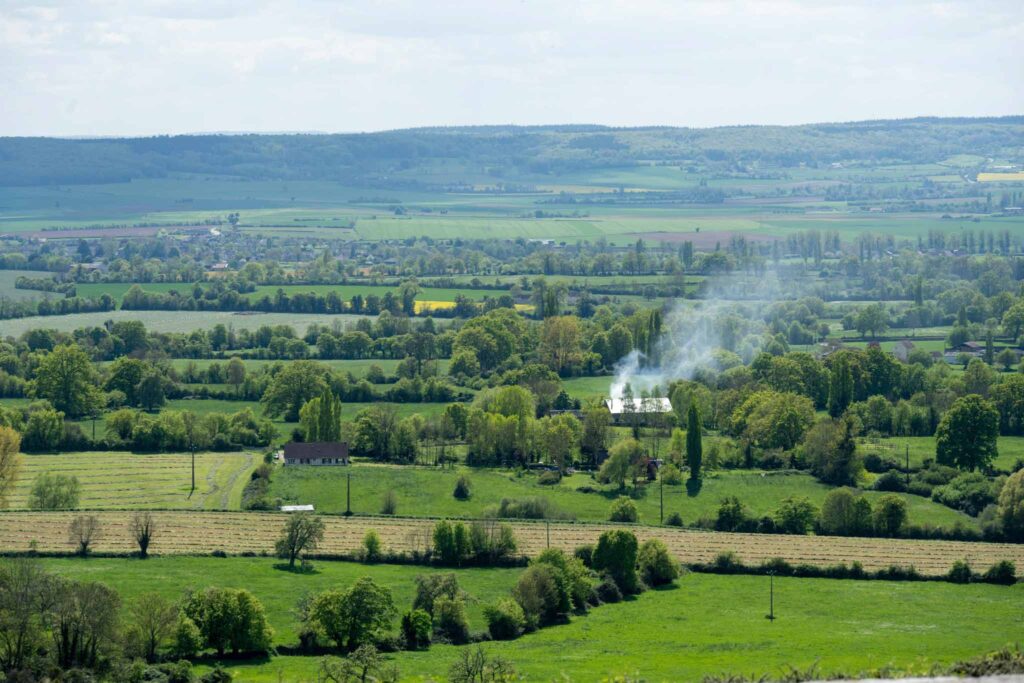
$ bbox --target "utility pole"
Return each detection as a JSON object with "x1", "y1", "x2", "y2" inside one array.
[
  {"x1": 766, "y1": 571, "x2": 776, "y2": 621},
  {"x1": 345, "y1": 471, "x2": 352, "y2": 516},
  {"x1": 659, "y1": 474, "x2": 664, "y2": 524},
  {"x1": 905, "y1": 444, "x2": 910, "y2": 488}
]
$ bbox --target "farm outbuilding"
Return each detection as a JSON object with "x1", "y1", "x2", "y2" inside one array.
[
  {"x1": 604, "y1": 397, "x2": 673, "y2": 425},
  {"x1": 283, "y1": 442, "x2": 350, "y2": 466}
]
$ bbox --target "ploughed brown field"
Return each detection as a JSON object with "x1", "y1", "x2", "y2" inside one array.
[{"x1": 2, "y1": 511, "x2": 1021, "y2": 575}]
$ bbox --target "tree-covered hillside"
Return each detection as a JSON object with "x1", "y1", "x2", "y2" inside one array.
[{"x1": 1, "y1": 117, "x2": 1022, "y2": 186}]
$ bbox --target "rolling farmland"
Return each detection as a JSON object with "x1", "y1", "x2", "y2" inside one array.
[{"x1": 3, "y1": 511, "x2": 1021, "y2": 575}]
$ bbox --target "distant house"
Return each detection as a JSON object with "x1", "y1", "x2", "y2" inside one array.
[
  {"x1": 893, "y1": 340, "x2": 915, "y2": 363},
  {"x1": 283, "y1": 442, "x2": 349, "y2": 466},
  {"x1": 280, "y1": 504, "x2": 315, "y2": 512},
  {"x1": 954, "y1": 341, "x2": 985, "y2": 356},
  {"x1": 604, "y1": 397, "x2": 673, "y2": 425}
]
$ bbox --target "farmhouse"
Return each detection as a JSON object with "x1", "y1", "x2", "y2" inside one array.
[
  {"x1": 283, "y1": 442, "x2": 349, "y2": 466},
  {"x1": 604, "y1": 397, "x2": 673, "y2": 425}
]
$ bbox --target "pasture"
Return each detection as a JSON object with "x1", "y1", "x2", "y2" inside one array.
[
  {"x1": 8, "y1": 451, "x2": 257, "y2": 510},
  {"x1": 269, "y1": 464, "x2": 979, "y2": 531},
  {"x1": 0, "y1": 310, "x2": 371, "y2": 336},
  {"x1": 0, "y1": 269, "x2": 59, "y2": 301},
  {"x1": 4, "y1": 510, "x2": 1022, "y2": 573},
  {"x1": 30, "y1": 556, "x2": 1024, "y2": 681}
]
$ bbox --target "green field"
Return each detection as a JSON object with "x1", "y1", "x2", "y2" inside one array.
[
  {"x1": 9, "y1": 451, "x2": 257, "y2": 510},
  {"x1": 36, "y1": 556, "x2": 1024, "y2": 681},
  {"x1": 0, "y1": 269, "x2": 60, "y2": 302},
  {"x1": 0, "y1": 310, "x2": 371, "y2": 337},
  {"x1": 269, "y1": 464, "x2": 977, "y2": 530},
  {"x1": 861, "y1": 435, "x2": 1024, "y2": 472}
]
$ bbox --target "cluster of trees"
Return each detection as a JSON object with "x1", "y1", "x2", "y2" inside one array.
[{"x1": 0, "y1": 559, "x2": 272, "y2": 681}]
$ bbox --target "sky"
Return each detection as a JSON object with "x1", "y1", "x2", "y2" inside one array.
[{"x1": 1, "y1": 0, "x2": 1021, "y2": 137}]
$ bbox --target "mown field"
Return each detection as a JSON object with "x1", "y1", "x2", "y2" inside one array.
[
  {"x1": 32, "y1": 556, "x2": 1024, "y2": 681},
  {"x1": 270, "y1": 464, "x2": 979, "y2": 531},
  {"x1": 4, "y1": 511, "x2": 1021, "y2": 574},
  {"x1": 8, "y1": 451, "x2": 257, "y2": 510}
]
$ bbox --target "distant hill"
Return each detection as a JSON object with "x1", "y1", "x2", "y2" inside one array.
[{"x1": 0, "y1": 117, "x2": 1021, "y2": 187}]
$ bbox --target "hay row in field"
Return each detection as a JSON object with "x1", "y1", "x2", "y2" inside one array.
[{"x1": 0, "y1": 511, "x2": 1021, "y2": 575}]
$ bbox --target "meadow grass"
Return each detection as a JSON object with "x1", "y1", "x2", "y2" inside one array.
[
  {"x1": 269, "y1": 463, "x2": 977, "y2": 530},
  {"x1": 861, "y1": 434, "x2": 1024, "y2": 472},
  {"x1": 35, "y1": 556, "x2": 1023, "y2": 681},
  {"x1": 0, "y1": 311, "x2": 372, "y2": 336}
]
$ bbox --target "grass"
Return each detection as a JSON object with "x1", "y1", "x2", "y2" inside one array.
[
  {"x1": 269, "y1": 463, "x2": 978, "y2": 530},
  {"x1": 34, "y1": 556, "x2": 1024, "y2": 681},
  {"x1": 0, "y1": 269, "x2": 59, "y2": 301},
  {"x1": 38, "y1": 556, "x2": 520, "y2": 645},
  {"x1": 0, "y1": 311, "x2": 371, "y2": 337},
  {"x1": 861, "y1": 435, "x2": 1024, "y2": 472},
  {"x1": 9, "y1": 451, "x2": 257, "y2": 510}
]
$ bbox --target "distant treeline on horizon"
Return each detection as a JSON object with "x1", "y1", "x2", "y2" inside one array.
[{"x1": 0, "y1": 116, "x2": 1021, "y2": 187}]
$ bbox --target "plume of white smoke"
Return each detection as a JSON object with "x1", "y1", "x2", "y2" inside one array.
[{"x1": 608, "y1": 271, "x2": 789, "y2": 399}]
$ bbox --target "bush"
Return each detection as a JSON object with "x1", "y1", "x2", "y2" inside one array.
[
  {"x1": 907, "y1": 480, "x2": 934, "y2": 497},
  {"x1": 453, "y1": 475, "x2": 472, "y2": 500},
  {"x1": 873, "y1": 471, "x2": 908, "y2": 492},
  {"x1": 534, "y1": 548, "x2": 593, "y2": 612},
  {"x1": 947, "y1": 559, "x2": 973, "y2": 584},
  {"x1": 818, "y1": 488, "x2": 873, "y2": 536},
  {"x1": 537, "y1": 470, "x2": 561, "y2": 485},
  {"x1": 433, "y1": 520, "x2": 472, "y2": 565},
  {"x1": 713, "y1": 551, "x2": 742, "y2": 573},
  {"x1": 573, "y1": 545, "x2": 594, "y2": 568},
  {"x1": 637, "y1": 539, "x2": 680, "y2": 587},
  {"x1": 362, "y1": 530, "x2": 383, "y2": 562},
  {"x1": 608, "y1": 496, "x2": 639, "y2": 523},
  {"x1": 664, "y1": 511, "x2": 684, "y2": 527},
  {"x1": 715, "y1": 496, "x2": 752, "y2": 532},
  {"x1": 982, "y1": 560, "x2": 1017, "y2": 585},
  {"x1": 592, "y1": 529, "x2": 640, "y2": 595},
  {"x1": 772, "y1": 497, "x2": 817, "y2": 535},
  {"x1": 485, "y1": 497, "x2": 572, "y2": 520},
  {"x1": 433, "y1": 596, "x2": 470, "y2": 644},
  {"x1": 401, "y1": 609, "x2": 432, "y2": 650},
  {"x1": 873, "y1": 494, "x2": 908, "y2": 536},
  {"x1": 660, "y1": 463, "x2": 683, "y2": 485},
  {"x1": 484, "y1": 598, "x2": 527, "y2": 640},
  {"x1": 512, "y1": 564, "x2": 569, "y2": 629},
  {"x1": 932, "y1": 472, "x2": 1000, "y2": 516},
  {"x1": 413, "y1": 574, "x2": 463, "y2": 615},
  {"x1": 595, "y1": 574, "x2": 623, "y2": 604},
  {"x1": 381, "y1": 489, "x2": 398, "y2": 515}
]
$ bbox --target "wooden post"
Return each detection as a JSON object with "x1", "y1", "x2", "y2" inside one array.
[{"x1": 345, "y1": 471, "x2": 352, "y2": 516}]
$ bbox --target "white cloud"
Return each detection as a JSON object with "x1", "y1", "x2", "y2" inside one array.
[{"x1": 0, "y1": 0, "x2": 1020, "y2": 136}]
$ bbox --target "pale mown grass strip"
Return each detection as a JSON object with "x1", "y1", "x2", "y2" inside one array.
[{"x1": 0, "y1": 511, "x2": 1021, "y2": 576}]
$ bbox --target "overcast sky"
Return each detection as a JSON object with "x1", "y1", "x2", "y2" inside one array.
[{"x1": 1, "y1": 0, "x2": 1021, "y2": 137}]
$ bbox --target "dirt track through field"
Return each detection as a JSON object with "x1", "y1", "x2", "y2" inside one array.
[{"x1": 1, "y1": 511, "x2": 1022, "y2": 576}]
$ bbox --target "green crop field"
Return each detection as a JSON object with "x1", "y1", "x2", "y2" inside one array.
[
  {"x1": 0, "y1": 310, "x2": 371, "y2": 337},
  {"x1": 8, "y1": 451, "x2": 257, "y2": 510},
  {"x1": 269, "y1": 464, "x2": 977, "y2": 531},
  {"x1": 34, "y1": 556, "x2": 1024, "y2": 682}
]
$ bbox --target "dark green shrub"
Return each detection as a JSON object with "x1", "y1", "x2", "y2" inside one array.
[
  {"x1": 483, "y1": 598, "x2": 526, "y2": 640},
  {"x1": 537, "y1": 470, "x2": 561, "y2": 485},
  {"x1": 595, "y1": 574, "x2": 622, "y2": 603},
  {"x1": 401, "y1": 609, "x2": 432, "y2": 650},
  {"x1": 712, "y1": 551, "x2": 742, "y2": 573},
  {"x1": 638, "y1": 539, "x2": 680, "y2": 587},
  {"x1": 573, "y1": 544, "x2": 594, "y2": 568},
  {"x1": 947, "y1": 559, "x2": 973, "y2": 584},
  {"x1": 982, "y1": 560, "x2": 1017, "y2": 585},
  {"x1": 512, "y1": 564, "x2": 570, "y2": 629},
  {"x1": 664, "y1": 511, "x2": 684, "y2": 527},
  {"x1": 433, "y1": 596, "x2": 470, "y2": 644},
  {"x1": 873, "y1": 471, "x2": 907, "y2": 492},
  {"x1": 592, "y1": 529, "x2": 640, "y2": 595},
  {"x1": 453, "y1": 475, "x2": 472, "y2": 500},
  {"x1": 608, "y1": 496, "x2": 639, "y2": 523}
]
